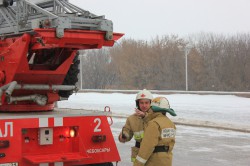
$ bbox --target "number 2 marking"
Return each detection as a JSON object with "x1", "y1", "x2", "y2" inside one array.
[{"x1": 94, "y1": 118, "x2": 101, "y2": 132}]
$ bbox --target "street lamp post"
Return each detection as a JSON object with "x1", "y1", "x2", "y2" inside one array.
[
  {"x1": 179, "y1": 45, "x2": 192, "y2": 91},
  {"x1": 185, "y1": 48, "x2": 188, "y2": 91},
  {"x1": 184, "y1": 46, "x2": 192, "y2": 91}
]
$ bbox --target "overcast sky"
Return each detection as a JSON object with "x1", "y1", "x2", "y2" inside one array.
[{"x1": 70, "y1": 0, "x2": 250, "y2": 40}]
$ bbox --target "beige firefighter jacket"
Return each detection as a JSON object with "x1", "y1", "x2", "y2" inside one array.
[
  {"x1": 120, "y1": 115, "x2": 144, "y2": 142},
  {"x1": 133, "y1": 112, "x2": 176, "y2": 166},
  {"x1": 119, "y1": 109, "x2": 153, "y2": 162}
]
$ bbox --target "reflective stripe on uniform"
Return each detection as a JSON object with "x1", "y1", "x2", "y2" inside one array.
[
  {"x1": 136, "y1": 155, "x2": 147, "y2": 164},
  {"x1": 161, "y1": 128, "x2": 176, "y2": 138},
  {"x1": 134, "y1": 130, "x2": 144, "y2": 140}
]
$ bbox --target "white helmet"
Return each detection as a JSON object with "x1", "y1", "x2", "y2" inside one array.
[
  {"x1": 151, "y1": 97, "x2": 176, "y2": 116},
  {"x1": 135, "y1": 89, "x2": 153, "y2": 101}
]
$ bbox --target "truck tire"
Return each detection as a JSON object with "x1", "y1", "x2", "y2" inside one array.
[{"x1": 58, "y1": 52, "x2": 80, "y2": 98}]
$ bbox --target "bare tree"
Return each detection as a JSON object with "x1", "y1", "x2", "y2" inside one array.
[{"x1": 79, "y1": 33, "x2": 250, "y2": 91}]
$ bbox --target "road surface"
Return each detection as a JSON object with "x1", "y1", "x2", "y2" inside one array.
[{"x1": 111, "y1": 117, "x2": 250, "y2": 166}]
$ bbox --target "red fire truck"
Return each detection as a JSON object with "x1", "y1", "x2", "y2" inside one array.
[{"x1": 0, "y1": 0, "x2": 123, "y2": 165}]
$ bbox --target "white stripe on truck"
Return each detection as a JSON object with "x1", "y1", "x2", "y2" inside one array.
[
  {"x1": 55, "y1": 162, "x2": 64, "y2": 166},
  {"x1": 39, "y1": 118, "x2": 48, "y2": 127},
  {"x1": 39, "y1": 163, "x2": 49, "y2": 166},
  {"x1": 54, "y1": 117, "x2": 63, "y2": 126}
]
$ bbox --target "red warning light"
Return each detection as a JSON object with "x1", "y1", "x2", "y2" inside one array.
[
  {"x1": 64, "y1": 129, "x2": 70, "y2": 137},
  {"x1": 64, "y1": 127, "x2": 77, "y2": 138}
]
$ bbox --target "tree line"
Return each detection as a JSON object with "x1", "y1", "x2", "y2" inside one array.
[{"x1": 78, "y1": 33, "x2": 250, "y2": 91}]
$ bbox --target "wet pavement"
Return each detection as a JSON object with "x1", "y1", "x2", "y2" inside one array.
[{"x1": 112, "y1": 118, "x2": 250, "y2": 166}]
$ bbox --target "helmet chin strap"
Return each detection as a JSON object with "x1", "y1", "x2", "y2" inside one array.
[{"x1": 136, "y1": 100, "x2": 141, "y2": 111}]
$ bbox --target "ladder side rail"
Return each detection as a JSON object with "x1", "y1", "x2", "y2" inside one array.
[
  {"x1": 0, "y1": 15, "x2": 50, "y2": 35},
  {"x1": 0, "y1": 17, "x2": 113, "y2": 37},
  {"x1": 0, "y1": 0, "x2": 59, "y2": 35},
  {"x1": 0, "y1": 17, "x2": 101, "y2": 35},
  {"x1": 71, "y1": 23, "x2": 98, "y2": 29},
  {"x1": 22, "y1": 0, "x2": 97, "y2": 19},
  {"x1": 70, "y1": 17, "x2": 108, "y2": 31},
  {"x1": 0, "y1": 0, "x2": 113, "y2": 37},
  {"x1": 0, "y1": 26, "x2": 16, "y2": 34}
]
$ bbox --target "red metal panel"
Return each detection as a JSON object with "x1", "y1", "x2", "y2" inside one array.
[
  {"x1": 0, "y1": 103, "x2": 55, "y2": 112},
  {"x1": 31, "y1": 29, "x2": 123, "y2": 50},
  {"x1": 23, "y1": 152, "x2": 89, "y2": 164},
  {"x1": 0, "y1": 29, "x2": 123, "y2": 111},
  {"x1": 0, "y1": 34, "x2": 31, "y2": 86},
  {"x1": 0, "y1": 115, "x2": 120, "y2": 166}
]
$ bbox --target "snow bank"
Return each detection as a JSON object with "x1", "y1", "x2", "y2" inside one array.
[{"x1": 58, "y1": 92, "x2": 250, "y2": 130}]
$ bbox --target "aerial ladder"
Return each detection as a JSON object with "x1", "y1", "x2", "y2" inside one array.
[{"x1": 0, "y1": 0, "x2": 123, "y2": 165}]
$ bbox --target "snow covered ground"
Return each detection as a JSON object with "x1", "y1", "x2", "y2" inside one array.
[
  {"x1": 58, "y1": 92, "x2": 250, "y2": 128},
  {"x1": 57, "y1": 92, "x2": 250, "y2": 165}
]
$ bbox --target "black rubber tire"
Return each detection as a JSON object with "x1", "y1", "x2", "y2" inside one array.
[
  {"x1": 58, "y1": 52, "x2": 80, "y2": 98},
  {"x1": 10, "y1": 0, "x2": 14, "y2": 6},
  {"x1": 3, "y1": 0, "x2": 9, "y2": 7}
]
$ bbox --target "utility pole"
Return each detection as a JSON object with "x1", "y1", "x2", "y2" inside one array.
[
  {"x1": 184, "y1": 46, "x2": 192, "y2": 91},
  {"x1": 185, "y1": 48, "x2": 188, "y2": 91},
  {"x1": 179, "y1": 45, "x2": 192, "y2": 91}
]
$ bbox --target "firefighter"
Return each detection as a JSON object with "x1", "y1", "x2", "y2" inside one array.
[
  {"x1": 118, "y1": 89, "x2": 153, "y2": 162},
  {"x1": 133, "y1": 96, "x2": 177, "y2": 166}
]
